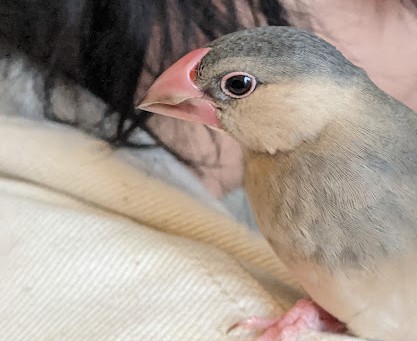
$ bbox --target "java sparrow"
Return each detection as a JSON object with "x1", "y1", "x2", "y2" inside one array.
[{"x1": 137, "y1": 26, "x2": 417, "y2": 341}]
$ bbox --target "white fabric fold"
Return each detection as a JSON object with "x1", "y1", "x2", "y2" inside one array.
[{"x1": 0, "y1": 116, "x2": 362, "y2": 340}]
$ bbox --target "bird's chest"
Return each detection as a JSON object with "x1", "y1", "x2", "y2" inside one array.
[
  {"x1": 243, "y1": 151, "x2": 329, "y2": 263},
  {"x1": 243, "y1": 146, "x2": 413, "y2": 267}
]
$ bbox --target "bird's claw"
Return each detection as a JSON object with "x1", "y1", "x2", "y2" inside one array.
[{"x1": 227, "y1": 299, "x2": 347, "y2": 341}]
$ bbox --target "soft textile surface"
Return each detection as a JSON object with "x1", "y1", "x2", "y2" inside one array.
[{"x1": 0, "y1": 115, "x2": 363, "y2": 340}]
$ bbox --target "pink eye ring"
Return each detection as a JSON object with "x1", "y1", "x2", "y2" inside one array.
[{"x1": 220, "y1": 72, "x2": 257, "y2": 98}]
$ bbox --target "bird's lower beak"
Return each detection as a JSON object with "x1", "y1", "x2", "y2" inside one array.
[{"x1": 136, "y1": 48, "x2": 223, "y2": 130}]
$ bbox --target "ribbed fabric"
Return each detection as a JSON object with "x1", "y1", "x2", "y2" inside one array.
[{"x1": 0, "y1": 116, "x2": 363, "y2": 340}]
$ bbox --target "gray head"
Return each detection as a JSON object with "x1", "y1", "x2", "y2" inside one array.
[
  {"x1": 196, "y1": 26, "x2": 362, "y2": 101},
  {"x1": 193, "y1": 26, "x2": 367, "y2": 154},
  {"x1": 139, "y1": 26, "x2": 369, "y2": 154}
]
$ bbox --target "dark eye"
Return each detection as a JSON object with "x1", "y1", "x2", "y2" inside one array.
[{"x1": 221, "y1": 72, "x2": 257, "y2": 99}]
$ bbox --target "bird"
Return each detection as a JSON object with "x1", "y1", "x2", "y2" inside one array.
[{"x1": 137, "y1": 26, "x2": 417, "y2": 341}]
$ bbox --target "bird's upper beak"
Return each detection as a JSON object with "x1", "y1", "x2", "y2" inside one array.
[{"x1": 136, "y1": 48, "x2": 222, "y2": 130}]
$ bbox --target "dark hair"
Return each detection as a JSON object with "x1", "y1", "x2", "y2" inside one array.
[{"x1": 0, "y1": 0, "x2": 288, "y2": 148}]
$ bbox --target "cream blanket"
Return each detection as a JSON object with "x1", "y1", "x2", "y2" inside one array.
[{"x1": 0, "y1": 116, "x2": 362, "y2": 340}]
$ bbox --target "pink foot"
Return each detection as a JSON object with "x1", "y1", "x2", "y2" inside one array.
[{"x1": 228, "y1": 299, "x2": 346, "y2": 341}]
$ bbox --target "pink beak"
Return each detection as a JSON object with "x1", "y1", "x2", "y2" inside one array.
[{"x1": 136, "y1": 48, "x2": 222, "y2": 129}]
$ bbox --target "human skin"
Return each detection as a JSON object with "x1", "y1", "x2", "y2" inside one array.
[{"x1": 140, "y1": 0, "x2": 417, "y2": 197}]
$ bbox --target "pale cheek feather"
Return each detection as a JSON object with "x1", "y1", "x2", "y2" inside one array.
[{"x1": 222, "y1": 81, "x2": 359, "y2": 154}]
